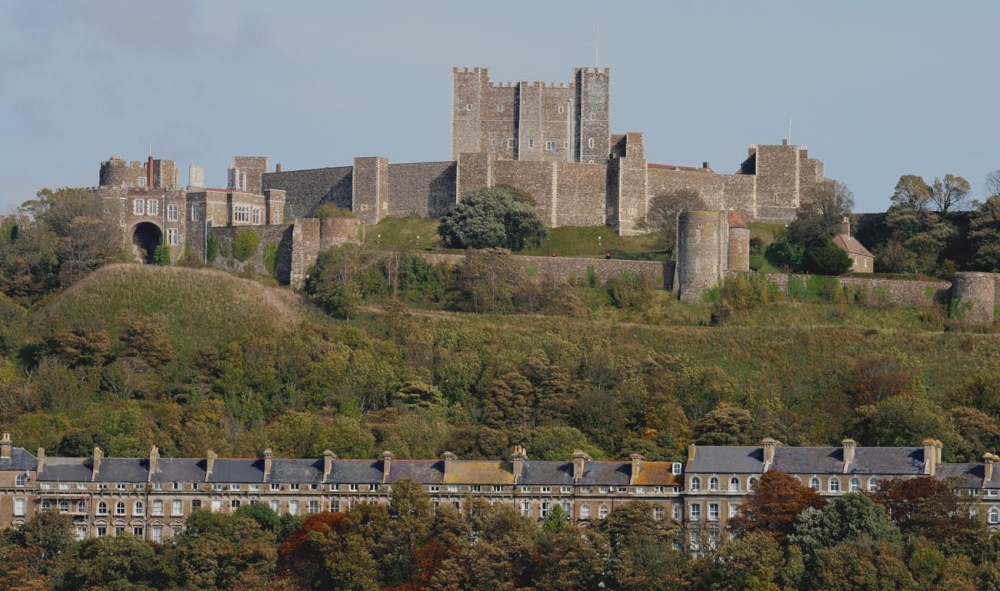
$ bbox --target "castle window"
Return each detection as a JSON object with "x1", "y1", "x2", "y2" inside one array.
[
  {"x1": 273, "y1": 210, "x2": 281, "y2": 224},
  {"x1": 253, "y1": 208, "x2": 261, "y2": 225},
  {"x1": 167, "y1": 204, "x2": 178, "y2": 221},
  {"x1": 465, "y1": 104, "x2": 472, "y2": 111},
  {"x1": 563, "y1": 141, "x2": 569, "y2": 148},
  {"x1": 545, "y1": 140, "x2": 556, "y2": 151},
  {"x1": 96, "y1": 526, "x2": 107, "y2": 537},
  {"x1": 528, "y1": 139, "x2": 534, "y2": 148},
  {"x1": 588, "y1": 138, "x2": 595, "y2": 149},
  {"x1": 496, "y1": 104, "x2": 503, "y2": 112},
  {"x1": 190, "y1": 205, "x2": 199, "y2": 222},
  {"x1": 507, "y1": 138, "x2": 517, "y2": 148},
  {"x1": 234, "y1": 205, "x2": 251, "y2": 223},
  {"x1": 672, "y1": 463, "x2": 682, "y2": 475},
  {"x1": 133, "y1": 199, "x2": 145, "y2": 216},
  {"x1": 147, "y1": 199, "x2": 159, "y2": 216},
  {"x1": 138, "y1": 177, "x2": 146, "y2": 188},
  {"x1": 167, "y1": 228, "x2": 178, "y2": 246},
  {"x1": 491, "y1": 139, "x2": 498, "y2": 147},
  {"x1": 558, "y1": 105, "x2": 565, "y2": 114}
]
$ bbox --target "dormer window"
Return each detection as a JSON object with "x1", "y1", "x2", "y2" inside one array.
[{"x1": 14, "y1": 474, "x2": 26, "y2": 487}]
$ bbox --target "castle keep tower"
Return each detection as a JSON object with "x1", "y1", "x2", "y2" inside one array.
[{"x1": 451, "y1": 67, "x2": 611, "y2": 164}]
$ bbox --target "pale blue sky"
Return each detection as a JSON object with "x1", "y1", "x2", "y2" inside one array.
[{"x1": 2, "y1": 1, "x2": 998, "y2": 214}]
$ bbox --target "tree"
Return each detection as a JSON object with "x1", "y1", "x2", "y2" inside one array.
[
  {"x1": 791, "y1": 180, "x2": 856, "y2": 243},
  {"x1": 438, "y1": 186, "x2": 546, "y2": 252},
  {"x1": 968, "y1": 195, "x2": 1000, "y2": 271},
  {"x1": 880, "y1": 174, "x2": 956, "y2": 275},
  {"x1": 931, "y1": 174, "x2": 971, "y2": 214},
  {"x1": 693, "y1": 402, "x2": 753, "y2": 445},
  {"x1": 869, "y1": 477, "x2": 985, "y2": 554},
  {"x1": 644, "y1": 188, "x2": 706, "y2": 255},
  {"x1": 789, "y1": 493, "x2": 900, "y2": 568},
  {"x1": 728, "y1": 470, "x2": 825, "y2": 546},
  {"x1": 800, "y1": 236, "x2": 852, "y2": 275}
]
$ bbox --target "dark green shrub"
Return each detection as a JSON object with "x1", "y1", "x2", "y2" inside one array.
[
  {"x1": 263, "y1": 242, "x2": 279, "y2": 275},
  {"x1": 233, "y1": 230, "x2": 260, "y2": 262}
]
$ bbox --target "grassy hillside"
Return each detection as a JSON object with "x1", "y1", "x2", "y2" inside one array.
[{"x1": 29, "y1": 265, "x2": 309, "y2": 359}]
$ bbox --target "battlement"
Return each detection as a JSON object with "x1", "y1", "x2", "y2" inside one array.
[
  {"x1": 574, "y1": 67, "x2": 611, "y2": 75},
  {"x1": 453, "y1": 66, "x2": 489, "y2": 75}
]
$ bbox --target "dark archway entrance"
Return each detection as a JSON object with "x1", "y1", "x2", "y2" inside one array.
[{"x1": 132, "y1": 222, "x2": 162, "y2": 264}]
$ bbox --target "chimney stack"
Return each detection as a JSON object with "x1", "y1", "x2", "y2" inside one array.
[
  {"x1": 841, "y1": 216, "x2": 851, "y2": 237},
  {"x1": 206, "y1": 450, "x2": 217, "y2": 481},
  {"x1": 762, "y1": 438, "x2": 781, "y2": 467},
  {"x1": 572, "y1": 449, "x2": 590, "y2": 482},
  {"x1": 263, "y1": 449, "x2": 273, "y2": 482},
  {"x1": 276, "y1": 163, "x2": 282, "y2": 173},
  {"x1": 147, "y1": 156, "x2": 154, "y2": 188},
  {"x1": 0, "y1": 433, "x2": 11, "y2": 459},
  {"x1": 382, "y1": 451, "x2": 394, "y2": 484},
  {"x1": 841, "y1": 439, "x2": 856, "y2": 472},
  {"x1": 983, "y1": 453, "x2": 999, "y2": 487},
  {"x1": 322, "y1": 450, "x2": 336, "y2": 482},
  {"x1": 923, "y1": 439, "x2": 938, "y2": 476},
  {"x1": 443, "y1": 452, "x2": 456, "y2": 479},
  {"x1": 629, "y1": 453, "x2": 645, "y2": 485},
  {"x1": 688, "y1": 443, "x2": 697, "y2": 462},
  {"x1": 92, "y1": 446, "x2": 103, "y2": 481},
  {"x1": 148, "y1": 445, "x2": 159, "y2": 482},
  {"x1": 37, "y1": 447, "x2": 45, "y2": 474},
  {"x1": 511, "y1": 446, "x2": 528, "y2": 484}
]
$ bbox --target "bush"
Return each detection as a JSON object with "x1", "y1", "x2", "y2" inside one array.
[
  {"x1": 262, "y1": 242, "x2": 279, "y2": 275},
  {"x1": 206, "y1": 233, "x2": 221, "y2": 262},
  {"x1": 232, "y1": 230, "x2": 260, "y2": 262},
  {"x1": 438, "y1": 186, "x2": 546, "y2": 252},
  {"x1": 152, "y1": 244, "x2": 171, "y2": 266},
  {"x1": 606, "y1": 271, "x2": 654, "y2": 310}
]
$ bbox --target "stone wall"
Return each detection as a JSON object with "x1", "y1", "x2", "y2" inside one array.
[
  {"x1": 952, "y1": 272, "x2": 996, "y2": 324},
  {"x1": 387, "y1": 162, "x2": 456, "y2": 218},
  {"x1": 262, "y1": 166, "x2": 354, "y2": 220},
  {"x1": 418, "y1": 253, "x2": 673, "y2": 290},
  {"x1": 554, "y1": 162, "x2": 607, "y2": 227},
  {"x1": 758, "y1": 273, "x2": 951, "y2": 307},
  {"x1": 208, "y1": 224, "x2": 294, "y2": 282}
]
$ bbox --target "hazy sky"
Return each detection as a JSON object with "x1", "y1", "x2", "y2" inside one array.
[{"x1": 2, "y1": 1, "x2": 998, "y2": 214}]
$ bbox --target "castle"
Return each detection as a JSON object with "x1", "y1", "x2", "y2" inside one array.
[
  {"x1": 0, "y1": 433, "x2": 995, "y2": 548},
  {"x1": 261, "y1": 67, "x2": 832, "y2": 235}
]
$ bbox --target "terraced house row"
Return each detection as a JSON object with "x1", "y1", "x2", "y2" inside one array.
[{"x1": 0, "y1": 434, "x2": 997, "y2": 544}]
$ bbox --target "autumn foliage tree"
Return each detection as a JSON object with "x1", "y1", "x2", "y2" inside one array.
[{"x1": 728, "y1": 470, "x2": 825, "y2": 546}]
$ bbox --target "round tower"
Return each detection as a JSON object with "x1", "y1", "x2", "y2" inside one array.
[
  {"x1": 951, "y1": 272, "x2": 996, "y2": 325},
  {"x1": 99, "y1": 156, "x2": 128, "y2": 188},
  {"x1": 676, "y1": 211, "x2": 726, "y2": 303},
  {"x1": 726, "y1": 210, "x2": 750, "y2": 272}
]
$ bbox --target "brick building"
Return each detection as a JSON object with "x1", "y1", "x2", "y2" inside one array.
[{"x1": 1, "y1": 433, "x2": 998, "y2": 546}]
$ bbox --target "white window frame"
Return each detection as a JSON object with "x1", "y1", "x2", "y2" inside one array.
[
  {"x1": 708, "y1": 503, "x2": 720, "y2": 522},
  {"x1": 147, "y1": 199, "x2": 159, "y2": 216},
  {"x1": 167, "y1": 204, "x2": 179, "y2": 221},
  {"x1": 133, "y1": 199, "x2": 145, "y2": 216},
  {"x1": 171, "y1": 500, "x2": 183, "y2": 517},
  {"x1": 690, "y1": 477, "x2": 701, "y2": 492},
  {"x1": 167, "y1": 228, "x2": 179, "y2": 246},
  {"x1": 252, "y1": 207, "x2": 261, "y2": 225},
  {"x1": 152, "y1": 500, "x2": 163, "y2": 517},
  {"x1": 545, "y1": 140, "x2": 556, "y2": 151},
  {"x1": 729, "y1": 477, "x2": 740, "y2": 492},
  {"x1": 14, "y1": 474, "x2": 25, "y2": 487},
  {"x1": 689, "y1": 503, "x2": 701, "y2": 520},
  {"x1": 13, "y1": 497, "x2": 25, "y2": 516},
  {"x1": 580, "y1": 504, "x2": 590, "y2": 519},
  {"x1": 708, "y1": 477, "x2": 719, "y2": 491}
]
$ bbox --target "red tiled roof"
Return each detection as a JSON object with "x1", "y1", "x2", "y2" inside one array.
[
  {"x1": 647, "y1": 163, "x2": 714, "y2": 173},
  {"x1": 832, "y1": 234, "x2": 873, "y2": 258},
  {"x1": 727, "y1": 210, "x2": 748, "y2": 229}
]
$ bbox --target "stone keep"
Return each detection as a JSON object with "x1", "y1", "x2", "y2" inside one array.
[
  {"x1": 951, "y1": 272, "x2": 996, "y2": 324},
  {"x1": 675, "y1": 210, "x2": 751, "y2": 302}
]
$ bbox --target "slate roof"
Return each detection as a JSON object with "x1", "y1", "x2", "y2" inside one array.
[
  {"x1": 772, "y1": 447, "x2": 844, "y2": 474},
  {"x1": 151, "y1": 458, "x2": 206, "y2": 483},
  {"x1": 575, "y1": 462, "x2": 630, "y2": 487},
  {"x1": 686, "y1": 447, "x2": 764, "y2": 474},
  {"x1": 207, "y1": 459, "x2": 264, "y2": 483},
  {"x1": 0, "y1": 448, "x2": 38, "y2": 472},
  {"x1": 94, "y1": 458, "x2": 149, "y2": 483},
  {"x1": 520, "y1": 461, "x2": 574, "y2": 486},
  {"x1": 38, "y1": 457, "x2": 92, "y2": 482},
  {"x1": 270, "y1": 459, "x2": 324, "y2": 484},
  {"x1": 937, "y1": 463, "x2": 984, "y2": 489},
  {"x1": 849, "y1": 447, "x2": 925, "y2": 475},
  {"x1": 327, "y1": 460, "x2": 383, "y2": 484},
  {"x1": 388, "y1": 460, "x2": 443, "y2": 484}
]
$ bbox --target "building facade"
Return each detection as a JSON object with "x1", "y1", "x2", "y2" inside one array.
[{"x1": 1, "y1": 434, "x2": 998, "y2": 545}]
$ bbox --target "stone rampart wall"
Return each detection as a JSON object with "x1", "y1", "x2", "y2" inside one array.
[
  {"x1": 209, "y1": 225, "x2": 294, "y2": 282},
  {"x1": 756, "y1": 273, "x2": 951, "y2": 307},
  {"x1": 418, "y1": 252, "x2": 672, "y2": 290},
  {"x1": 262, "y1": 166, "x2": 354, "y2": 220},
  {"x1": 387, "y1": 162, "x2": 456, "y2": 219},
  {"x1": 553, "y1": 162, "x2": 607, "y2": 227}
]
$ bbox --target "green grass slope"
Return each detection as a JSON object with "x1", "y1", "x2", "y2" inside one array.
[{"x1": 29, "y1": 265, "x2": 308, "y2": 359}]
